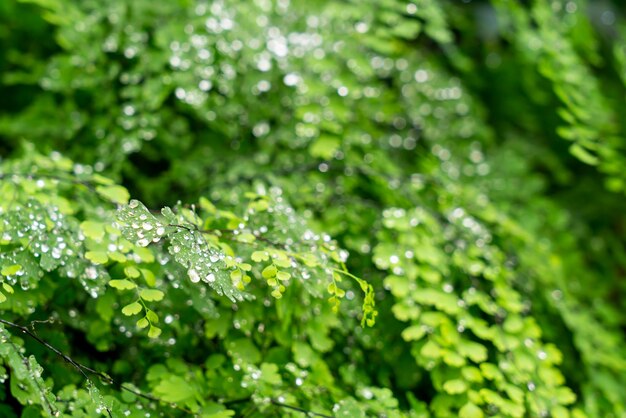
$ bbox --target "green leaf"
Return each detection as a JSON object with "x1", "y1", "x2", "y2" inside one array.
[
  {"x1": 551, "y1": 406, "x2": 570, "y2": 418},
  {"x1": 401, "y1": 325, "x2": 426, "y2": 341},
  {"x1": 1, "y1": 265, "x2": 22, "y2": 276},
  {"x1": 140, "y1": 289, "x2": 164, "y2": 302},
  {"x1": 148, "y1": 325, "x2": 162, "y2": 338},
  {"x1": 569, "y1": 144, "x2": 599, "y2": 165},
  {"x1": 96, "y1": 185, "x2": 130, "y2": 204},
  {"x1": 309, "y1": 135, "x2": 340, "y2": 160},
  {"x1": 108, "y1": 279, "x2": 137, "y2": 290},
  {"x1": 459, "y1": 402, "x2": 484, "y2": 418},
  {"x1": 85, "y1": 251, "x2": 108, "y2": 264},
  {"x1": 251, "y1": 251, "x2": 269, "y2": 262},
  {"x1": 230, "y1": 269, "x2": 242, "y2": 281},
  {"x1": 199, "y1": 197, "x2": 217, "y2": 213},
  {"x1": 136, "y1": 318, "x2": 149, "y2": 329},
  {"x1": 203, "y1": 409, "x2": 236, "y2": 418},
  {"x1": 141, "y1": 268, "x2": 156, "y2": 286},
  {"x1": 108, "y1": 251, "x2": 127, "y2": 263},
  {"x1": 293, "y1": 342, "x2": 316, "y2": 368},
  {"x1": 226, "y1": 339, "x2": 261, "y2": 364},
  {"x1": 443, "y1": 379, "x2": 468, "y2": 394},
  {"x1": 459, "y1": 341, "x2": 488, "y2": 363},
  {"x1": 334, "y1": 398, "x2": 367, "y2": 418},
  {"x1": 421, "y1": 341, "x2": 442, "y2": 358},
  {"x1": 273, "y1": 257, "x2": 291, "y2": 268},
  {"x1": 327, "y1": 282, "x2": 337, "y2": 294},
  {"x1": 124, "y1": 266, "x2": 141, "y2": 278},
  {"x1": 153, "y1": 375, "x2": 193, "y2": 402},
  {"x1": 121, "y1": 302, "x2": 142, "y2": 316},
  {"x1": 146, "y1": 310, "x2": 159, "y2": 323},
  {"x1": 2, "y1": 283, "x2": 14, "y2": 294},
  {"x1": 237, "y1": 233, "x2": 256, "y2": 243},
  {"x1": 259, "y1": 363, "x2": 282, "y2": 385},
  {"x1": 262, "y1": 264, "x2": 277, "y2": 279},
  {"x1": 80, "y1": 221, "x2": 106, "y2": 241},
  {"x1": 392, "y1": 19, "x2": 421, "y2": 39},
  {"x1": 0, "y1": 291, "x2": 6, "y2": 303}
]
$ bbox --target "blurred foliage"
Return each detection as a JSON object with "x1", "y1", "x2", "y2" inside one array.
[{"x1": 1, "y1": 0, "x2": 626, "y2": 417}]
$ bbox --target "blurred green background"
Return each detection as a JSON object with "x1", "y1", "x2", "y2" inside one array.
[{"x1": 1, "y1": 0, "x2": 626, "y2": 417}]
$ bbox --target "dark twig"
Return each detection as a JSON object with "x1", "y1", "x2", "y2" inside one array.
[
  {"x1": 0, "y1": 318, "x2": 113, "y2": 417},
  {"x1": 271, "y1": 399, "x2": 333, "y2": 418},
  {"x1": 2, "y1": 332, "x2": 60, "y2": 416},
  {"x1": 0, "y1": 318, "x2": 172, "y2": 416},
  {"x1": 1, "y1": 318, "x2": 334, "y2": 417}
]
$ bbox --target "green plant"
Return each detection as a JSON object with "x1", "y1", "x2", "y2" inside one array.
[{"x1": 1, "y1": 0, "x2": 626, "y2": 417}]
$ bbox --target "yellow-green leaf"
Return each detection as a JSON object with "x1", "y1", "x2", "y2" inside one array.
[
  {"x1": 124, "y1": 266, "x2": 141, "y2": 278},
  {"x1": 121, "y1": 302, "x2": 142, "y2": 316},
  {"x1": 146, "y1": 310, "x2": 159, "y2": 323},
  {"x1": 230, "y1": 270, "x2": 242, "y2": 281},
  {"x1": 141, "y1": 269, "x2": 156, "y2": 287},
  {"x1": 273, "y1": 257, "x2": 291, "y2": 268},
  {"x1": 91, "y1": 174, "x2": 115, "y2": 185},
  {"x1": 401, "y1": 325, "x2": 426, "y2": 341},
  {"x1": 108, "y1": 279, "x2": 137, "y2": 290},
  {"x1": 148, "y1": 325, "x2": 162, "y2": 338},
  {"x1": 80, "y1": 221, "x2": 106, "y2": 241},
  {"x1": 1, "y1": 264, "x2": 22, "y2": 276},
  {"x1": 108, "y1": 252, "x2": 127, "y2": 263},
  {"x1": 251, "y1": 251, "x2": 269, "y2": 262},
  {"x1": 199, "y1": 197, "x2": 216, "y2": 213},
  {"x1": 2, "y1": 283, "x2": 14, "y2": 294},
  {"x1": 85, "y1": 251, "x2": 108, "y2": 264},
  {"x1": 309, "y1": 134, "x2": 340, "y2": 160},
  {"x1": 96, "y1": 185, "x2": 130, "y2": 204},
  {"x1": 443, "y1": 379, "x2": 468, "y2": 394},
  {"x1": 140, "y1": 288, "x2": 164, "y2": 302},
  {"x1": 237, "y1": 233, "x2": 256, "y2": 243},
  {"x1": 459, "y1": 402, "x2": 484, "y2": 418},
  {"x1": 262, "y1": 265, "x2": 277, "y2": 279}
]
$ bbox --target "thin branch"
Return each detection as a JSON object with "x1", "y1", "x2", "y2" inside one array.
[
  {"x1": 168, "y1": 223, "x2": 288, "y2": 249},
  {"x1": 2, "y1": 332, "x2": 60, "y2": 416},
  {"x1": 271, "y1": 399, "x2": 333, "y2": 418},
  {"x1": 0, "y1": 318, "x2": 164, "y2": 414},
  {"x1": 1, "y1": 318, "x2": 333, "y2": 418}
]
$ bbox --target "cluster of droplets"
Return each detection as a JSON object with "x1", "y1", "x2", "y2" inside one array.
[
  {"x1": 169, "y1": 227, "x2": 242, "y2": 301},
  {"x1": 119, "y1": 200, "x2": 167, "y2": 247},
  {"x1": 0, "y1": 199, "x2": 109, "y2": 296}
]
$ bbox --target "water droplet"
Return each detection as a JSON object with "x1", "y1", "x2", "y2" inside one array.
[
  {"x1": 51, "y1": 247, "x2": 62, "y2": 259},
  {"x1": 188, "y1": 269, "x2": 200, "y2": 283},
  {"x1": 361, "y1": 388, "x2": 373, "y2": 400}
]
